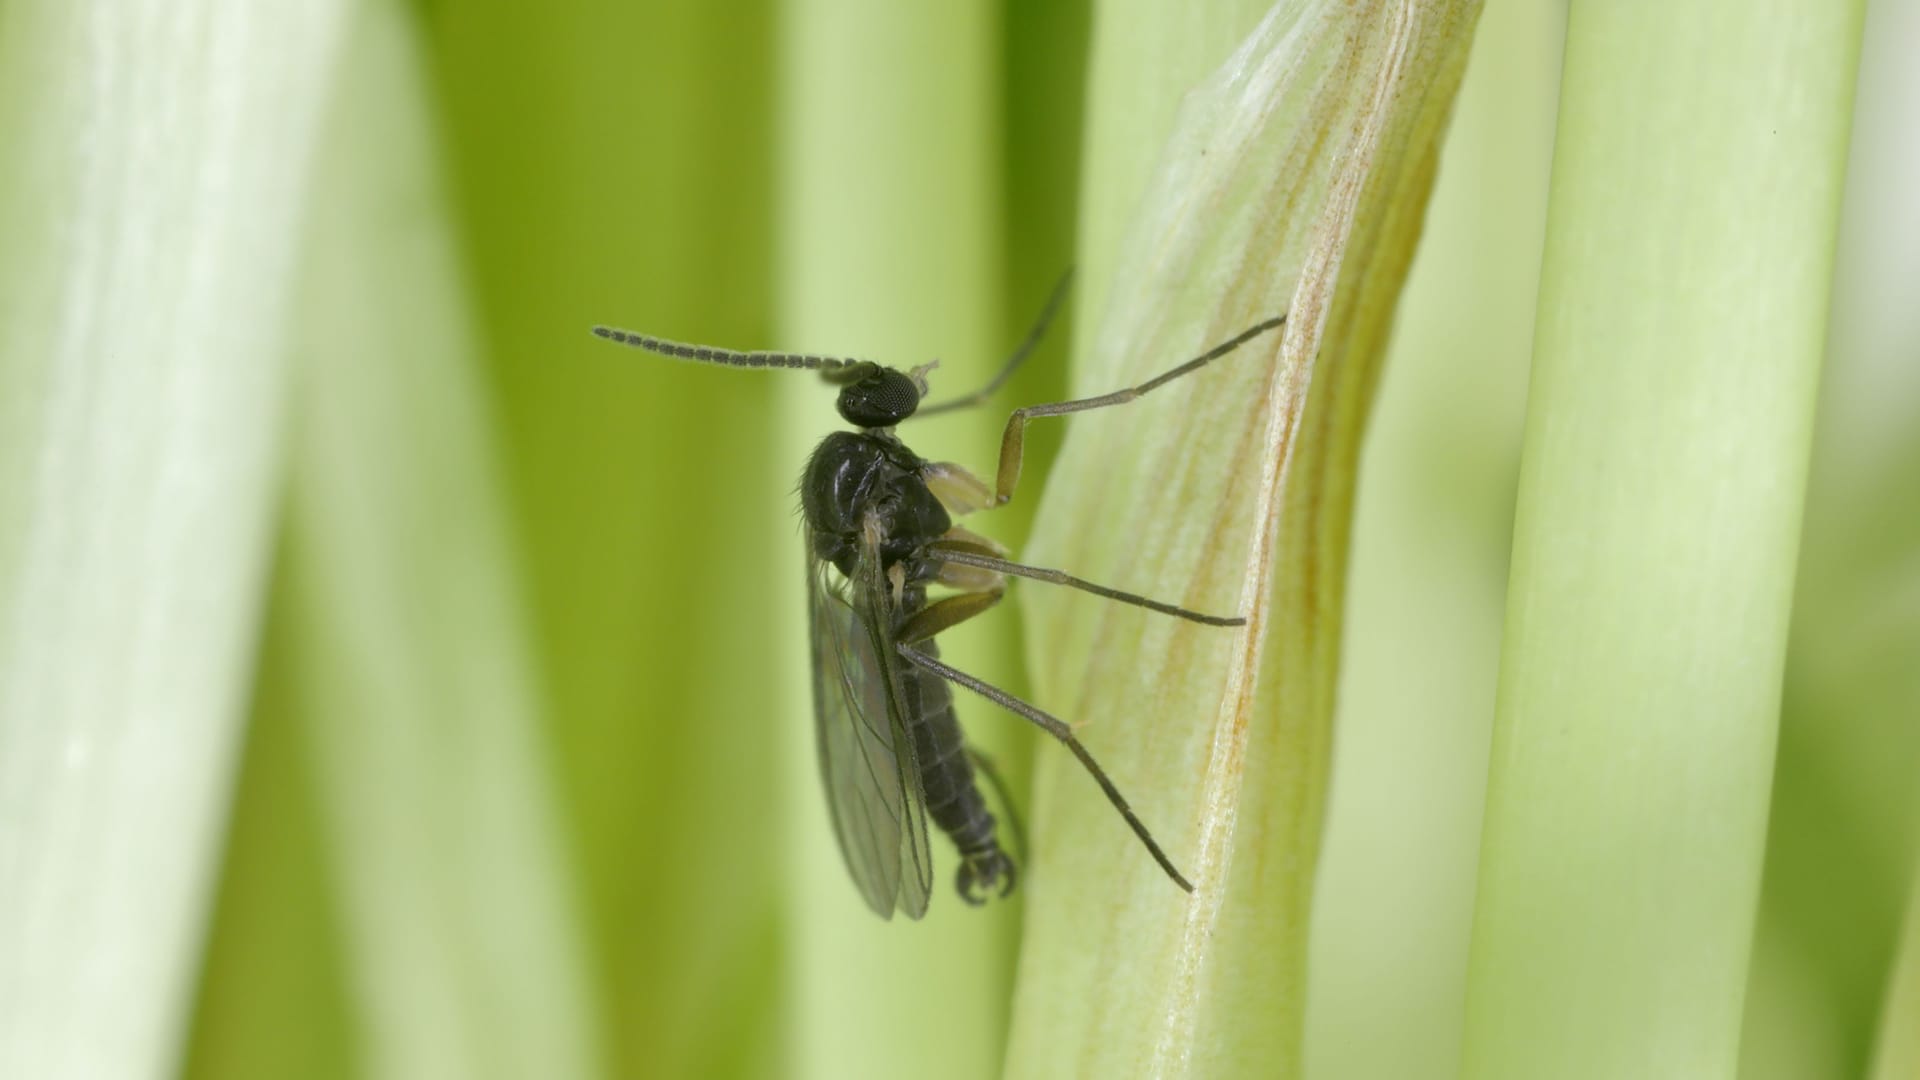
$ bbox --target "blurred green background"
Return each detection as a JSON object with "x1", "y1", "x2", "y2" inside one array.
[{"x1": 163, "y1": 1, "x2": 1916, "y2": 1078}]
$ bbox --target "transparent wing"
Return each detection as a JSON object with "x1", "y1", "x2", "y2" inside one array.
[{"x1": 807, "y1": 529, "x2": 935, "y2": 919}]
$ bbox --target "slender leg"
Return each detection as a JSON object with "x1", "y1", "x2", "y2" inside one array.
[
  {"x1": 915, "y1": 270, "x2": 1075, "y2": 418},
  {"x1": 926, "y1": 545, "x2": 1244, "y2": 627},
  {"x1": 991, "y1": 314, "x2": 1286, "y2": 507},
  {"x1": 897, "y1": 641, "x2": 1195, "y2": 894},
  {"x1": 896, "y1": 587, "x2": 1004, "y2": 645},
  {"x1": 966, "y1": 745, "x2": 1026, "y2": 858},
  {"x1": 936, "y1": 525, "x2": 1007, "y2": 557},
  {"x1": 921, "y1": 462, "x2": 997, "y2": 516}
]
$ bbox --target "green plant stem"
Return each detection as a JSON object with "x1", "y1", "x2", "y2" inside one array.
[
  {"x1": 1006, "y1": 2, "x2": 1480, "y2": 1076},
  {"x1": 0, "y1": 2, "x2": 347, "y2": 1074},
  {"x1": 1459, "y1": 3, "x2": 1865, "y2": 1078}
]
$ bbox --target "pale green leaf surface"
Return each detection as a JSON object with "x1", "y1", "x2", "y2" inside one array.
[
  {"x1": 1460, "y1": 3, "x2": 1866, "y2": 1078},
  {"x1": 1006, "y1": 2, "x2": 1480, "y2": 1076},
  {"x1": 0, "y1": 2, "x2": 347, "y2": 1075}
]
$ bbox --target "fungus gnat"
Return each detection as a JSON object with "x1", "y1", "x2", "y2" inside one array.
[{"x1": 592, "y1": 279, "x2": 1285, "y2": 918}]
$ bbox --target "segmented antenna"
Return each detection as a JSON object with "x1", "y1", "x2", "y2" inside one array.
[{"x1": 591, "y1": 326, "x2": 860, "y2": 373}]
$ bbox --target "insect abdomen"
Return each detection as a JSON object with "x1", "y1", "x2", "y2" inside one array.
[
  {"x1": 900, "y1": 639, "x2": 988, "y2": 840},
  {"x1": 899, "y1": 634, "x2": 1016, "y2": 904}
]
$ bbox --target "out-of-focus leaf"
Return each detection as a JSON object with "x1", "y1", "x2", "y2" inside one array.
[
  {"x1": 1872, "y1": 863, "x2": 1920, "y2": 1078},
  {"x1": 0, "y1": 2, "x2": 347, "y2": 1075},
  {"x1": 1459, "y1": 3, "x2": 1866, "y2": 1078},
  {"x1": 424, "y1": 4, "x2": 787, "y2": 1076},
  {"x1": 1743, "y1": 0, "x2": 1920, "y2": 1073},
  {"x1": 220, "y1": 5, "x2": 602, "y2": 1076}
]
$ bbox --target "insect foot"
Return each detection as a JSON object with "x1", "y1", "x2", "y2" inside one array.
[{"x1": 956, "y1": 847, "x2": 1018, "y2": 905}]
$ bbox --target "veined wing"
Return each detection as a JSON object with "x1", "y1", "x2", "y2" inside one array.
[{"x1": 807, "y1": 527, "x2": 935, "y2": 919}]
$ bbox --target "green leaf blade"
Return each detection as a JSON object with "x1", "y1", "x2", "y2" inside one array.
[
  {"x1": 0, "y1": 2, "x2": 350, "y2": 1075},
  {"x1": 1006, "y1": 3, "x2": 1481, "y2": 1076},
  {"x1": 1460, "y1": 3, "x2": 1867, "y2": 1077}
]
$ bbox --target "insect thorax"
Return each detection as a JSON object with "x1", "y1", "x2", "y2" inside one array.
[{"x1": 801, "y1": 430, "x2": 952, "y2": 578}]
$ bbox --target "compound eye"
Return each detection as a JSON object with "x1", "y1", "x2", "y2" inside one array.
[{"x1": 836, "y1": 367, "x2": 921, "y2": 427}]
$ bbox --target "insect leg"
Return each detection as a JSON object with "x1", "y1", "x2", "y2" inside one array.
[
  {"x1": 926, "y1": 545, "x2": 1244, "y2": 627},
  {"x1": 897, "y1": 641, "x2": 1195, "y2": 894},
  {"x1": 922, "y1": 462, "x2": 997, "y2": 516},
  {"x1": 934, "y1": 525, "x2": 1007, "y2": 558},
  {"x1": 989, "y1": 314, "x2": 1287, "y2": 507},
  {"x1": 914, "y1": 270, "x2": 1074, "y2": 418},
  {"x1": 895, "y1": 587, "x2": 1004, "y2": 646},
  {"x1": 966, "y1": 745, "x2": 1027, "y2": 859}
]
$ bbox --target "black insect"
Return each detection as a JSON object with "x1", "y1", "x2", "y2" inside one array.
[{"x1": 593, "y1": 280, "x2": 1285, "y2": 918}]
